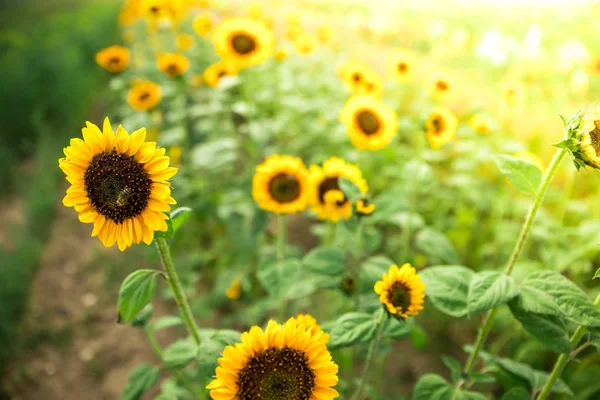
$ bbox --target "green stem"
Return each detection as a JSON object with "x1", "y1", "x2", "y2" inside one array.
[
  {"x1": 463, "y1": 147, "x2": 567, "y2": 375},
  {"x1": 351, "y1": 309, "x2": 387, "y2": 400},
  {"x1": 277, "y1": 215, "x2": 288, "y2": 321},
  {"x1": 536, "y1": 293, "x2": 600, "y2": 400},
  {"x1": 155, "y1": 237, "x2": 202, "y2": 346},
  {"x1": 354, "y1": 221, "x2": 364, "y2": 311}
]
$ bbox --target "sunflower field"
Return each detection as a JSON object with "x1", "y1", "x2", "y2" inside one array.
[{"x1": 3, "y1": 0, "x2": 600, "y2": 399}]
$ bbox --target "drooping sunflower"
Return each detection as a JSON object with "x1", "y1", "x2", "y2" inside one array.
[
  {"x1": 356, "y1": 198, "x2": 375, "y2": 217},
  {"x1": 59, "y1": 118, "x2": 177, "y2": 251},
  {"x1": 425, "y1": 107, "x2": 458, "y2": 149},
  {"x1": 274, "y1": 47, "x2": 288, "y2": 62},
  {"x1": 213, "y1": 17, "x2": 274, "y2": 69},
  {"x1": 429, "y1": 73, "x2": 454, "y2": 101},
  {"x1": 95, "y1": 45, "x2": 130, "y2": 73},
  {"x1": 127, "y1": 80, "x2": 162, "y2": 111},
  {"x1": 469, "y1": 113, "x2": 492, "y2": 135},
  {"x1": 340, "y1": 95, "x2": 398, "y2": 151},
  {"x1": 175, "y1": 33, "x2": 195, "y2": 51},
  {"x1": 157, "y1": 53, "x2": 190, "y2": 77},
  {"x1": 203, "y1": 60, "x2": 238, "y2": 88},
  {"x1": 387, "y1": 48, "x2": 415, "y2": 81},
  {"x1": 339, "y1": 60, "x2": 372, "y2": 93},
  {"x1": 252, "y1": 155, "x2": 311, "y2": 214},
  {"x1": 309, "y1": 157, "x2": 368, "y2": 222},
  {"x1": 193, "y1": 12, "x2": 213, "y2": 36},
  {"x1": 374, "y1": 263, "x2": 425, "y2": 319},
  {"x1": 206, "y1": 318, "x2": 339, "y2": 400}
]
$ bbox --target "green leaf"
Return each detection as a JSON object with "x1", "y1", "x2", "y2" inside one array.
[
  {"x1": 154, "y1": 217, "x2": 173, "y2": 239},
  {"x1": 414, "y1": 228, "x2": 459, "y2": 264},
  {"x1": 118, "y1": 270, "x2": 159, "y2": 323},
  {"x1": 500, "y1": 387, "x2": 530, "y2": 400},
  {"x1": 467, "y1": 272, "x2": 519, "y2": 315},
  {"x1": 149, "y1": 316, "x2": 184, "y2": 332},
  {"x1": 469, "y1": 372, "x2": 496, "y2": 384},
  {"x1": 302, "y1": 247, "x2": 346, "y2": 277},
  {"x1": 594, "y1": 268, "x2": 600, "y2": 280},
  {"x1": 412, "y1": 374, "x2": 487, "y2": 400},
  {"x1": 122, "y1": 364, "x2": 160, "y2": 400},
  {"x1": 508, "y1": 298, "x2": 571, "y2": 353},
  {"x1": 171, "y1": 207, "x2": 192, "y2": 233},
  {"x1": 131, "y1": 304, "x2": 153, "y2": 329},
  {"x1": 420, "y1": 266, "x2": 473, "y2": 317},
  {"x1": 155, "y1": 378, "x2": 193, "y2": 400},
  {"x1": 339, "y1": 177, "x2": 362, "y2": 201},
  {"x1": 520, "y1": 270, "x2": 600, "y2": 327},
  {"x1": 163, "y1": 338, "x2": 198, "y2": 369},
  {"x1": 493, "y1": 154, "x2": 542, "y2": 195},
  {"x1": 327, "y1": 312, "x2": 378, "y2": 350},
  {"x1": 359, "y1": 256, "x2": 394, "y2": 293},
  {"x1": 383, "y1": 317, "x2": 412, "y2": 341},
  {"x1": 257, "y1": 259, "x2": 317, "y2": 301},
  {"x1": 442, "y1": 355, "x2": 462, "y2": 384}
]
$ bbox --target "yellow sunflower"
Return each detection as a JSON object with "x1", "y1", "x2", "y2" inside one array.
[
  {"x1": 175, "y1": 33, "x2": 195, "y2": 51},
  {"x1": 294, "y1": 313, "x2": 323, "y2": 334},
  {"x1": 193, "y1": 12, "x2": 213, "y2": 37},
  {"x1": 294, "y1": 33, "x2": 316, "y2": 55},
  {"x1": 374, "y1": 263, "x2": 425, "y2": 319},
  {"x1": 95, "y1": 45, "x2": 130, "y2": 73},
  {"x1": 157, "y1": 53, "x2": 190, "y2": 77},
  {"x1": 225, "y1": 280, "x2": 242, "y2": 300},
  {"x1": 356, "y1": 199, "x2": 375, "y2": 216},
  {"x1": 339, "y1": 60, "x2": 372, "y2": 93},
  {"x1": 429, "y1": 73, "x2": 454, "y2": 101},
  {"x1": 140, "y1": 0, "x2": 184, "y2": 25},
  {"x1": 309, "y1": 157, "x2": 368, "y2": 222},
  {"x1": 59, "y1": 118, "x2": 177, "y2": 251},
  {"x1": 340, "y1": 95, "x2": 398, "y2": 151},
  {"x1": 576, "y1": 105, "x2": 600, "y2": 168},
  {"x1": 469, "y1": 113, "x2": 492, "y2": 135},
  {"x1": 213, "y1": 17, "x2": 274, "y2": 69},
  {"x1": 274, "y1": 47, "x2": 288, "y2": 62},
  {"x1": 386, "y1": 48, "x2": 415, "y2": 81},
  {"x1": 203, "y1": 60, "x2": 238, "y2": 88},
  {"x1": 127, "y1": 80, "x2": 162, "y2": 112},
  {"x1": 425, "y1": 108, "x2": 458, "y2": 149},
  {"x1": 206, "y1": 318, "x2": 339, "y2": 400},
  {"x1": 252, "y1": 155, "x2": 311, "y2": 214},
  {"x1": 355, "y1": 69, "x2": 383, "y2": 98}
]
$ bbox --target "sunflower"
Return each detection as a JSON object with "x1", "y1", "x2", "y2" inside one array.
[
  {"x1": 225, "y1": 280, "x2": 242, "y2": 300},
  {"x1": 193, "y1": 12, "x2": 213, "y2": 36},
  {"x1": 575, "y1": 105, "x2": 600, "y2": 168},
  {"x1": 386, "y1": 48, "x2": 415, "y2": 81},
  {"x1": 294, "y1": 314, "x2": 323, "y2": 334},
  {"x1": 206, "y1": 318, "x2": 339, "y2": 400},
  {"x1": 213, "y1": 17, "x2": 274, "y2": 69},
  {"x1": 356, "y1": 198, "x2": 375, "y2": 216},
  {"x1": 355, "y1": 69, "x2": 383, "y2": 98},
  {"x1": 430, "y1": 73, "x2": 454, "y2": 101},
  {"x1": 340, "y1": 95, "x2": 398, "y2": 151},
  {"x1": 157, "y1": 53, "x2": 190, "y2": 77},
  {"x1": 203, "y1": 60, "x2": 238, "y2": 88},
  {"x1": 95, "y1": 45, "x2": 130, "y2": 73},
  {"x1": 127, "y1": 80, "x2": 162, "y2": 111},
  {"x1": 469, "y1": 113, "x2": 492, "y2": 135},
  {"x1": 294, "y1": 33, "x2": 316, "y2": 55},
  {"x1": 309, "y1": 157, "x2": 368, "y2": 222},
  {"x1": 513, "y1": 151, "x2": 544, "y2": 171},
  {"x1": 339, "y1": 60, "x2": 372, "y2": 93},
  {"x1": 140, "y1": 0, "x2": 184, "y2": 24},
  {"x1": 317, "y1": 25, "x2": 333, "y2": 44},
  {"x1": 374, "y1": 263, "x2": 425, "y2": 319},
  {"x1": 252, "y1": 155, "x2": 311, "y2": 214},
  {"x1": 59, "y1": 118, "x2": 177, "y2": 251},
  {"x1": 175, "y1": 33, "x2": 195, "y2": 50},
  {"x1": 425, "y1": 107, "x2": 458, "y2": 149},
  {"x1": 274, "y1": 47, "x2": 288, "y2": 62}
]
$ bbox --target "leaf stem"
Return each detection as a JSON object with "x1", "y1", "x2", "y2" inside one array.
[
  {"x1": 351, "y1": 309, "x2": 387, "y2": 400},
  {"x1": 155, "y1": 237, "x2": 202, "y2": 346}
]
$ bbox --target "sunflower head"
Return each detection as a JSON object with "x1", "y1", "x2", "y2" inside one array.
[
  {"x1": 356, "y1": 198, "x2": 375, "y2": 217},
  {"x1": 309, "y1": 157, "x2": 368, "y2": 222},
  {"x1": 193, "y1": 12, "x2": 213, "y2": 36},
  {"x1": 374, "y1": 263, "x2": 425, "y2": 319},
  {"x1": 341, "y1": 276, "x2": 357, "y2": 294},
  {"x1": 355, "y1": 70, "x2": 383, "y2": 97},
  {"x1": 157, "y1": 53, "x2": 190, "y2": 77},
  {"x1": 294, "y1": 33, "x2": 317, "y2": 55},
  {"x1": 339, "y1": 60, "x2": 371, "y2": 93},
  {"x1": 557, "y1": 105, "x2": 600, "y2": 169},
  {"x1": 340, "y1": 95, "x2": 398, "y2": 151},
  {"x1": 213, "y1": 17, "x2": 274, "y2": 69},
  {"x1": 252, "y1": 155, "x2": 311, "y2": 214},
  {"x1": 294, "y1": 313, "x2": 323, "y2": 334},
  {"x1": 317, "y1": 25, "x2": 334, "y2": 44},
  {"x1": 140, "y1": 0, "x2": 184, "y2": 25},
  {"x1": 387, "y1": 48, "x2": 415, "y2": 81},
  {"x1": 425, "y1": 107, "x2": 458, "y2": 149},
  {"x1": 274, "y1": 47, "x2": 289, "y2": 62},
  {"x1": 225, "y1": 280, "x2": 242, "y2": 299},
  {"x1": 430, "y1": 73, "x2": 454, "y2": 101},
  {"x1": 203, "y1": 60, "x2": 238, "y2": 88},
  {"x1": 469, "y1": 113, "x2": 493, "y2": 135},
  {"x1": 206, "y1": 318, "x2": 339, "y2": 400},
  {"x1": 95, "y1": 45, "x2": 130, "y2": 73},
  {"x1": 175, "y1": 33, "x2": 195, "y2": 50},
  {"x1": 127, "y1": 80, "x2": 162, "y2": 112},
  {"x1": 59, "y1": 118, "x2": 177, "y2": 251}
]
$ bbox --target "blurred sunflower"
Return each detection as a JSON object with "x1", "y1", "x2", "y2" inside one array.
[
  {"x1": 95, "y1": 45, "x2": 130, "y2": 73},
  {"x1": 294, "y1": 33, "x2": 316, "y2": 55},
  {"x1": 225, "y1": 280, "x2": 242, "y2": 300},
  {"x1": 203, "y1": 60, "x2": 237, "y2": 88},
  {"x1": 469, "y1": 113, "x2": 492, "y2": 135},
  {"x1": 430, "y1": 73, "x2": 454, "y2": 101},
  {"x1": 213, "y1": 17, "x2": 274, "y2": 69},
  {"x1": 274, "y1": 47, "x2": 288, "y2": 61},
  {"x1": 317, "y1": 25, "x2": 334, "y2": 44},
  {"x1": 356, "y1": 198, "x2": 375, "y2": 216},
  {"x1": 127, "y1": 80, "x2": 162, "y2": 111},
  {"x1": 387, "y1": 48, "x2": 415, "y2": 81},
  {"x1": 309, "y1": 157, "x2": 368, "y2": 222},
  {"x1": 575, "y1": 105, "x2": 600, "y2": 168},
  {"x1": 513, "y1": 151, "x2": 544, "y2": 171},
  {"x1": 59, "y1": 118, "x2": 177, "y2": 251},
  {"x1": 502, "y1": 82, "x2": 525, "y2": 106},
  {"x1": 157, "y1": 53, "x2": 190, "y2": 77},
  {"x1": 425, "y1": 108, "x2": 458, "y2": 149},
  {"x1": 375, "y1": 263, "x2": 425, "y2": 319},
  {"x1": 252, "y1": 155, "x2": 311, "y2": 214},
  {"x1": 206, "y1": 318, "x2": 339, "y2": 400},
  {"x1": 140, "y1": 0, "x2": 184, "y2": 25},
  {"x1": 355, "y1": 69, "x2": 383, "y2": 97},
  {"x1": 339, "y1": 60, "x2": 372, "y2": 93},
  {"x1": 193, "y1": 12, "x2": 213, "y2": 36},
  {"x1": 175, "y1": 33, "x2": 195, "y2": 51},
  {"x1": 340, "y1": 95, "x2": 398, "y2": 151}
]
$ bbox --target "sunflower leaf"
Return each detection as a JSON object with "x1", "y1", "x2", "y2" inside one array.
[
  {"x1": 170, "y1": 207, "x2": 192, "y2": 233},
  {"x1": 163, "y1": 338, "x2": 198, "y2": 369},
  {"x1": 338, "y1": 177, "x2": 362, "y2": 201},
  {"x1": 117, "y1": 269, "x2": 159, "y2": 323},
  {"x1": 492, "y1": 154, "x2": 542, "y2": 195},
  {"x1": 122, "y1": 364, "x2": 160, "y2": 400},
  {"x1": 327, "y1": 312, "x2": 378, "y2": 350},
  {"x1": 467, "y1": 271, "x2": 519, "y2": 315},
  {"x1": 594, "y1": 268, "x2": 600, "y2": 280},
  {"x1": 302, "y1": 246, "x2": 346, "y2": 277},
  {"x1": 413, "y1": 374, "x2": 487, "y2": 400},
  {"x1": 420, "y1": 265, "x2": 473, "y2": 317},
  {"x1": 500, "y1": 387, "x2": 530, "y2": 400}
]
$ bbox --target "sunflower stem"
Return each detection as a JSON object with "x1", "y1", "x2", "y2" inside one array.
[
  {"x1": 536, "y1": 293, "x2": 600, "y2": 400},
  {"x1": 354, "y1": 220, "x2": 364, "y2": 311},
  {"x1": 351, "y1": 308, "x2": 387, "y2": 400},
  {"x1": 463, "y1": 147, "x2": 567, "y2": 376},
  {"x1": 155, "y1": 237, "x2": 202, "y2": 346},
  {"x1": 277, "y1": 214, "x2": 288, "y2": 321}
]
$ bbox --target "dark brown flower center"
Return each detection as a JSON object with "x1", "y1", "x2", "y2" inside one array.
[
  {"x1": 589, "y1": 121, "x2": 600, "y2": 156},
  {"x1": 431, "y1": 116, "x2": 444, "y2": 135},
  {"x1": 356, "y1": 110, "x2": 380, "y2": 135},
  {"x1": 269, "y1": 173, "x2": 301, "y2": 203},
  {"x1": 237, "y1": 347, "x2": 315, "y2": 400},
  {"x1": 84, "y1": 149, "x2": 151, "y2": 224},
  {"x1": 231, "y1": 33, "x2": 257, "y2": 55},
  {"x1": 318, "y1": 176, "x2": 346, "y2": 206},
  {"x1": 352, "y1": 72, "x2": 362, "y2": 82},
  {"x1": 436, "y1": 80, "x2": 449, "y2": 91},
  {"x1": 397, "y1": 62, "x2": 407, "y2": 73},
  {"x1": 387, "y1": 282, "x2": 411, "y2": 312},
  {"x1": 139, "y1": 91, "x2": 151, "y2": 101},
  {"x1": 150, "y1": 6, "x2": 159, "y2": 13},
  {"x1": 109, "y1": 57, "x2": 121, "y2": 65},
  {"x1": 342, "y1": 277, "x2": 356, "y2": 293},
  {"x1": 166, "y1": 64, "x2": 180, "y2": 76}
]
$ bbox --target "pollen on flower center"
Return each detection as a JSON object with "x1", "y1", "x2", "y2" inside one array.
[
  {"x1": 388, "y1": 282, "x2": 411, "y2": 312},
  {"x1": 237, "y1": 347, "x2": 316, "y2": 400},
  {"x1": 268, "y1": 173, "x2": 300, "y2": 203},
  {"x1": 318, "y1": 177, "x2": 346, "y2": 206},
  {"x1": 356, "y1": 110, "x2": 380, "y2": 135},
  {"x1": 231, "y1": 33, "x2": 256, "y2": 55},
  {"x1": 84, "y1": 149, "x2": 152, "y2": 224}
]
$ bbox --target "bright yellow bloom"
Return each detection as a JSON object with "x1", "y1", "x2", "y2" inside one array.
[
  {"x1": 374, "y1": 263, "x2": 425, "y2": 319},
  {"x1": 59, "y1": 118, "x2": 177, "y2": 251},
  {"x1": 387, "y1": 48, "x2": 415, "y2": 81},
  {"x1": 140, "y1": 0, "x2": 184, "y2": 24},
  {"x1": 203, "y1": 60, "x2": 238, "y2": 88},
  {"x1": 294, "y1": 33, "x2": 316, "y2": 55},
  {"x1": 470, "y1": 113, "x2": 493, "y2": 135},
  {"x1": 206, "y1": 318, "x2": 339, "y2": 399},
  {"x1": 175, "y1": 33, "x2": 195, "y2": 51},
  {"x1": 513, "y1": 151, "x2": 544, "y2": 172},
  {"x1": 340, "y1": 95, "x2": 398, "y2": 151},
  {"x1": 225, "y1": 280, "x2": 242, "y2": 299},
  {"x1": 425, "y1": 108, "x2": 458, "y2": 149},
  {"x1": 317, "y1": 25, "x2": 334, "y2": 44},
  {"x1": 95, "y1": 46, "x2": 130, "y2": 73},
  {"x1": 127, "y1": 80, "x2": 162, "y2": 112},
  {"x1": 309, "y1": 157, "x2": 368, "y2": 222},
  {"x1": 213, "y1": 17, "x2": 274, "y2": 69},
  {"x1": 252, "y1": 155, "x2": 311, "y2": 214},
  {"x1": 274, "y1": 47, "x2": 288, "y2": 61},
  {"x1": 575, "y1": 105, "x2": 600, "y2": 168},
  {"x1": 157, "y1": 53, "x2": 190, "y2": 77},
  {"x1": 430, "y1": 73, "x2": 454, "y2": 101},
  {"x1": 339, "y1": 60, "x2": 372, "y2": 94},
  {"x1": 356, "y1": 199, "x2": 375, "y2": 216},
  {"x1": 193, "y1": 13, "x2": 213, "y2": 36},
  {"x1": 355, "y1": 69, "x2": 383, "y2": 98},
  {"x1": 294, "y1": 313, "x2": 322, "y2": 334}
]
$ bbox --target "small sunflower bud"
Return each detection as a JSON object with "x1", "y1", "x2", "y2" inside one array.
[{"x1": 556, "y1": 105, "x2": 600, "y2": 170}]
